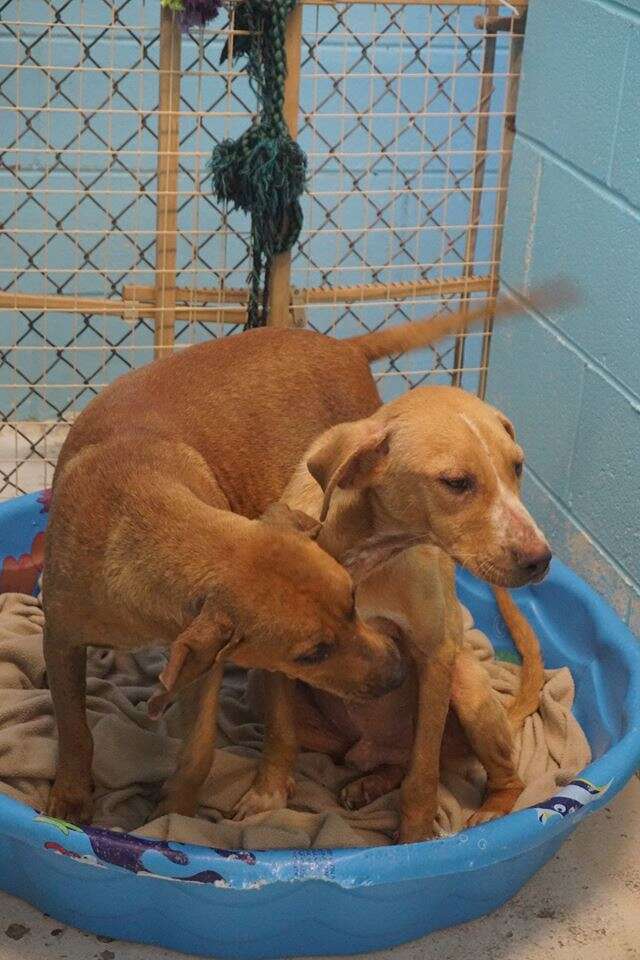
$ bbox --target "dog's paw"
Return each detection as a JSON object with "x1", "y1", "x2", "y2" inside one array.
[
  {"x1": 233, "y1": 779, "x2": 293, "y2": 821},
  {"x1": 466, "y1": 808, "x2": 499, "y2": 828},
  {"x1": 340, "y1": 774, "x2": 385, "y2": 811},
  {"x1": 397, "y1": 817, "x2": 437, "y2": 844},
  {"x1": 466, "y1": 784, "x2": 523, "y2": 828},
  {"x1": 47, "y1": 780, "x2": 94, "y2": 825},
  {"x1": 150, "y1": 791, "x2": 197, "y2": 821}
]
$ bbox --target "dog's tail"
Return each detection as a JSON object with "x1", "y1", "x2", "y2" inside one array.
[
  {"x1": 344, "y1": 282, "x2": 575, "y2": 363},
  {"x1": 492, "y1": 586, "x2": 545, "y2": 729}
]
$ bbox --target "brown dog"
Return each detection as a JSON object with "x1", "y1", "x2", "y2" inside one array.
[
  {"x1": 234, "y1": 386, "x2": 549, "y2": 842},
  {"x1": 44, "y1": 295, "x2": 532, "y2": 823}
]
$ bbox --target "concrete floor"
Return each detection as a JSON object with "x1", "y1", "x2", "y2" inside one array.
[{"x1": 0, "y1": 778, "x2": 638, "y2": 960}]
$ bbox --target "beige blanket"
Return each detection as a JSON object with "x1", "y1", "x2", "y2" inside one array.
[{"x1": 0, "y1": 591, "x2": 590, "y2": 849}]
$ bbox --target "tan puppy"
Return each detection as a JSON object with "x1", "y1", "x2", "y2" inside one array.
[
  {"x1": 45, "y1": 296, "x2": 529, "y2": 824},
  {"x1": 236, "y1": 387, "x2": 548, "y2": 842}
]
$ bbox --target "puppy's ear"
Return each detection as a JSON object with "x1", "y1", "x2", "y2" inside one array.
[
  {"x1": 497, "y1": 413, "x2": 516, "y2": 440},
  {"x1": 307, "y1": 422, "x2": 390, "y2": 521},
  {"x1": 148, "y1": 604, "x2": 236, "y2": 719},
  {"x1": 260, "y1": 502, "x2": 322, "y2": 540}
]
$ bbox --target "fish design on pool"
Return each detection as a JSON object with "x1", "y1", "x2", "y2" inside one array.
[
  {"x1": 36, "y1": 813, "x2": 255, "y2": 883},
  {"x1": 534, "y1": 778, "x2": 611, "y2": 824}
]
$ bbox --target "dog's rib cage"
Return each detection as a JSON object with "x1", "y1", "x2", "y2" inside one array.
[{"x1": 0, "y1": 1, "x2": 526, "y2": 500}]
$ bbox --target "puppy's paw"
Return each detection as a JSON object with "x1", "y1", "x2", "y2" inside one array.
[
  {"x1": 466, "y1": 784, "x2": 523, "y2": 828},
  {"x1": 340, "y1": 773, "x2": 387, "y2": 811},
  {"x1": 47, "y1": 780, "x2": 94, "y2": 825},
  {"x1": 233, "y1": 778, "x2": 294, "y2": 821},
  {"x1": 397, "y1": 817, "x2": 437, "y2": 844},
  {"x1": 151, "y1": 790, "x2": 197, "y2": 821},
  {"x1": 466, "y1": 808, "x2": 499, "y2": 828}
]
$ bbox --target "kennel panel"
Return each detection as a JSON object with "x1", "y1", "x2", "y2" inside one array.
[{"x1": 0, "y1": 2, "x2": 525, "y2": 498}]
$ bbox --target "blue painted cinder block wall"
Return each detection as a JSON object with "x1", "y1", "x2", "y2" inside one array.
[{"x1": 487, "y1": 0, "x2": 640, "y2": 633}]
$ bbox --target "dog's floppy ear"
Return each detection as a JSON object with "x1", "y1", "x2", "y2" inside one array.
[
  {"x1": 307, "y1": 422, "x2": 390, "y2": 522},
  {"x1": 496, "y1": 412, "x2": 516, "y2": 440},
  {"x1": 148, "y1": 604, "x2": 237, "y2": 720},
  {"x1": 260, "y1": 502, "x2": 322, "y2": 540}
]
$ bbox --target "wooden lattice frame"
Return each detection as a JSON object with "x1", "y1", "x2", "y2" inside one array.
[{"x1": 0, "y1": 0, "x2": 527, "y2": 396}]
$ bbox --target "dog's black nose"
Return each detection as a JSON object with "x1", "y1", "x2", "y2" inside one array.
[
  {"x1": 512, "y1": 546, "x2": 552, "y2": 581},
  {"x1": 388, "y1": 653, "x2": 408, "y2": 690},
  {"x1": 367, "y1": 651, "x2": 408, "y2": 699}
]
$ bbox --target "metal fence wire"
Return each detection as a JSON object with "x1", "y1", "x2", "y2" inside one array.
[{"x1": 0, "y1": 1, "x2": 526, "y2": 500}]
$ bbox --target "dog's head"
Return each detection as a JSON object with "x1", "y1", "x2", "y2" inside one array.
[
  {"x1": 307, "y1": 386, "x2": 551, "y2": 589},
  {"x1": 148, "y1": 503, "x2": 405, "y2": 717}
]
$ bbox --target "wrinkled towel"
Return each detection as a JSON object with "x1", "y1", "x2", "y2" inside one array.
[{"x1": 0, "y1": 591, "x2": 590, "y2": 849}]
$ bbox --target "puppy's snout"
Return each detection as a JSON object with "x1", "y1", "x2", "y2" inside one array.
[
  {"x1": 511, "y1": 545, "x2": 552, "y2": 581},
  {"x1": 365, "y1": 642, "x2": 407, "y2": 698},
  {"x1": 383, "y1": 645, "x2": 407, "y2": 691}
]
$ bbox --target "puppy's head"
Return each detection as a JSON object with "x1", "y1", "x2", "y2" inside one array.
[
  {"x1": 149, "y1": 503, "x2": 405, "y2": 716},
  {"x1": 307, "y1": 386, "x2": 551, "y2": 589}
]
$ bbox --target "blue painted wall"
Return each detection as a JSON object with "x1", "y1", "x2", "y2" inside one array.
[{"x1": 488, "y1": 0, "x2": 640, "y2": 632}]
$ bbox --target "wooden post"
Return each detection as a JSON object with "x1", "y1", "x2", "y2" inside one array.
[
  {"x1": 154, "y1": 6, "x2": 182, "y2": 355},
  {"x1": 478, "y1": 13, "x2": 526, "y2": 398},
  {"x1": 452, "y1": 8, "x2": 498, "y2": 387},
  {"x1": 267, "y1": 2, "x2": 303, "y2": 327}
]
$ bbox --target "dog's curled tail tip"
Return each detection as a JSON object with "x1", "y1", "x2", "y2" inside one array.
[
  {"x1": 344, "y1": 278, "x2": 581, "y2": 364},
  {"x1": 493, "y1": 585, "x2": 545, "y2": 729}
]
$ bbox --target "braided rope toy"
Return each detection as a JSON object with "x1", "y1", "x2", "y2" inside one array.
[{"x1": 209, "y1": 0, "x2": 306, "y2": 328}]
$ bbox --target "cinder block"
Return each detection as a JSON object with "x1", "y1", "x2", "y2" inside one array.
[
  {"x1": 610, "y1": 26, "x2": 640, "y2": 209},
  {"x1": 519, "y1": 159, "x2": 640, "y2": 400},
  {"x1": 488, "y1": 315, "x2": 585, "y2": 498},
  {"x1": 570, "y1": 368, "x2": 640, "y2": 583},
  {"x1": 518, "y1": 0, "x2": 633, "y2": 183},
  {"x1": 614, "y1": 0, "x2": 640, "y2": 12},
  {"x1": 522, "y1": 471, "x2": 635, "y2": 621},
  {"x1": 499, "y1": 137, "x2": 543, "y2": 289}
]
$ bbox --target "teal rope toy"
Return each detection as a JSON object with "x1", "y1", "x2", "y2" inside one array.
[{"x1": 210, "y1": 0, "x2": 306, "y2": 328}]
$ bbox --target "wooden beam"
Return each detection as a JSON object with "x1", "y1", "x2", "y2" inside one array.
[
  {"x1": 0, "y1": 292, "x2": 144, "y2": 318},
  {"x1": 294, "y1": 275, "x2": 492, "y2": 305},
  {"x1": 267, "y1": 2, "x2": 303, "y2": 327},
  {"x1": 0, "y1": 291, "x2": 245, "y2": 325},
  {"x1": 154, "y1": 6, "x2": 182, "y2": 355},
  {"x1": 453, "y1": 7, "x2": 499, "y2": 386},
  {"x1": 478, "y1": 18, "x2": 525, "y2": 397},
  {"x1": 122, "y1": 275, "x2": 491, "y2": 309},
  {"x1": 123, "y1": 285, "x2": 248, "y2": 305}
]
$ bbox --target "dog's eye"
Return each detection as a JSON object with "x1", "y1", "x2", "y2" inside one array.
[
  {"x1": 294, "y1": 642, "x2": 333, "y2": 666},
  {"x1": 514, "y1": 461, "x2": 524, "y2": 478},
  {"x1": 439, "y1": 475, "x2": 474, "y2": 494}
]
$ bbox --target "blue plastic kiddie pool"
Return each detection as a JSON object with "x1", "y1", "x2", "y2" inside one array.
[{"x1": 1, "y1": 490, "x2": 639, "y2": 959}]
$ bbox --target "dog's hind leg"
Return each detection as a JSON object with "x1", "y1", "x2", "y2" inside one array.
[
  {"x1": 451, "y1": 648, "x2": 523, "y2": 826},
  {"x1": 45, "y1": 631, "x2": 94, "y2": 824}
]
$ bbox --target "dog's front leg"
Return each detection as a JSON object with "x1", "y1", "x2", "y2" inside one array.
[
  {"x1": 45, "y1": 633, "x2": 94, "y2": 824},
  {"x1": 451, "y1": 648, "x2": 524, "y2": 826},
  {"x1": 153, "y1": 662, "x2": 224, "y2": 819},
  {"x1": 399, "y1": 642, "x2": 455, "y2": 843},
  {"x1": 234, "y1": 672, "x2": 297, "y2": 820}
]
